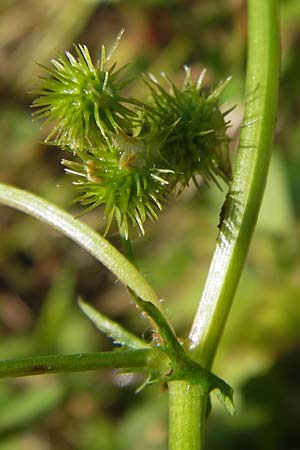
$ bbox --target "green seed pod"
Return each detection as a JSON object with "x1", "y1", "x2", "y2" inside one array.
[
  {"x1": 32, "y1": 35, "x2": 232, "y2": 239},
  {"x1": 62, "y1": 135, "x2": 172, "y2": 239},
  {"x1": 32, "y1": 34, "x2": 137, "y2": 153},
  {"x1": 141, "y1": 67, "x2": 232, "y2": 190}
]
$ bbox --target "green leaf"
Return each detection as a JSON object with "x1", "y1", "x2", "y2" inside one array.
[
  {"x1": 213, "y1": 387, "x2": 235, "y2": 416},
  {"x1": 78, "y1": 298, "x2": 149, "y2": 349},
  {"x1": 166, "y1": 353, "x2": 235, "y2": 415},
  {"x1": 128, "y1": 291, "x2": 182, "y2": 358}
]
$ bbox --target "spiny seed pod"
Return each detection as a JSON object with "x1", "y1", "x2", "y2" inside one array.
[
  {"x1": 32, "y1": 32, "x2": 137, "y2": 152},
  {"x1": 141, "y1": 67, "x2": 232, "y2": 190},
  {"x1": 62, "y1": 135, "x2": 172, "y2": 239},
  {"x1": 32, "y1": 35, "x2": 232, "y2": 239}
]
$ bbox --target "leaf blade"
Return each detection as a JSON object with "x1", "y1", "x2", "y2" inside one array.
[{"x1": 79, "y1": 298, "x2": 149, "y2": 349}]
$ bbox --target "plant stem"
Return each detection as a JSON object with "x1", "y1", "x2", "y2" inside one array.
[
  {"x1": 168, "y1": 0, "x2": 279, "y2": 448},
  {"x1": 168, "y1": 382, "x2": 207, "y2": 450},
  {"x1": 189, "y1": 0, "x2": 280, "y2": 368},
  {"x1": 121, "y1": 237, "x2": 137, "y2": 266},
  {"x1": 0, "y1": 350, "x2": 153, "y2": 378},
  {"x1": 0, "y1": 183, "x2": 158, "y2": 307}
]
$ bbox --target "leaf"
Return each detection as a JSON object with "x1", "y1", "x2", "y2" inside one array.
[
  {"x1": 78, "y1": 298, "x2": 149, "y2": 349},
  {"x1": 204, "y1": 369, "x2": 235, "y2": 416},
  {"x1": 127, "y1": 291, "x2": 181, "y2": 358},
  {"x1": 213, "y1": 387, "x2": 235, "y2": 416},
  {"x1": 167, "y1": 354, "x2": 235, "y2": 416}
]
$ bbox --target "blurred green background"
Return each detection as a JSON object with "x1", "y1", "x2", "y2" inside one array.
[{"x1": 0, "y1": 0, "x2": 299, "y2": 449}]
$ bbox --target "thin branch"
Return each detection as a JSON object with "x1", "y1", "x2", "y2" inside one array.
[
  {"x1": 0, "y1": 183, "x2": 159, "y2": 308},
  {"x1": 0, "y1": 350, "x2": 154, "y2": 379}
]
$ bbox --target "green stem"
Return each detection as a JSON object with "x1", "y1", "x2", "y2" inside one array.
[
  {"x1": 168, "y1": 382, "x2": 207, "y2": 450},
  {"x1": 0, "y1": 183, "x2": 158, "y2": 308},
  {"x1": 0, "y1": 350, "x2": 153, "y2": 378},
  {"x1": 189, "y1": 0, "x2": 280, "y2": 368},
  {"x1": 121, "y1": 237, "x2": 137, "y2": 267},
  {"x1": 168, "y1": 1, "x2": 279, "y2": 449}
]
